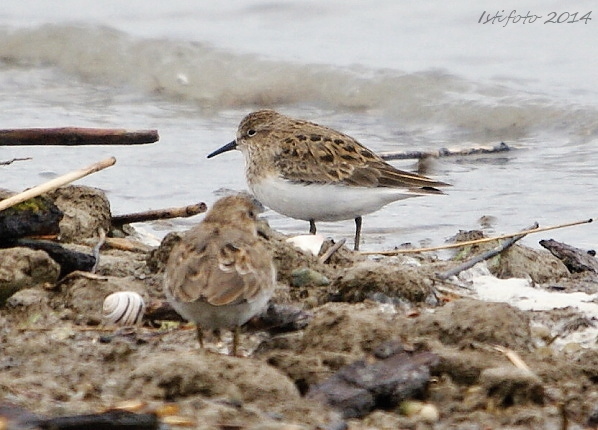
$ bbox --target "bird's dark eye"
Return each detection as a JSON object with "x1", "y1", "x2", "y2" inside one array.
[
  {"x1": 248, "y1": 210, "x2": 255, "y2": 218},
  {"x1": 247, "y1": 129, "x2": 257, "y2": 137}
]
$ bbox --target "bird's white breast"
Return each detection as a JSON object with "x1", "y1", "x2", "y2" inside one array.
[{"x1": 250, "y1": 175, "x2": 418, "y2": 222}]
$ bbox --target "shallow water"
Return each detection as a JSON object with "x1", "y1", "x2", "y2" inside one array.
[{"x1": 1, "y1": 1, "x2": 597, "y2": 251}]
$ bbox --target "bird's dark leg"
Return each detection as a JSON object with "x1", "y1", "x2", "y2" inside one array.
[
  {"x1": 231, "y1": 326, "x2": 239, "y2": 357},
  {"x1": 196, "y1": 325, "x2": 204, "y2": 348},
  {"x1": 309, "y1": 219, "x2": 317, "y2": 235},
  {"x1": 354, "y1": 216, "x2": 362, "y2": 251}
]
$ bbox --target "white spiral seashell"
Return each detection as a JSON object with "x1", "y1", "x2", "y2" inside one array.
[{"x1": 102, "y1": 291, "x2": 146, "y2": 326}]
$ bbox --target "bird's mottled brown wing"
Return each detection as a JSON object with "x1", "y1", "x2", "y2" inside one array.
[
  {"x1": 271, "y1": 119, "x2": 449, "y2": 190},
  {"x1": 165, "y1": 226, "x2": 274, "y2": 307}
]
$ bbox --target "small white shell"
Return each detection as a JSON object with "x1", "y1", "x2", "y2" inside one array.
[
  {"x1": 102, "y1": 291, "x2": 146, "y2": 326},
  {"x1": 286, "y1": 234, "x2": 325, "y2": 256}
]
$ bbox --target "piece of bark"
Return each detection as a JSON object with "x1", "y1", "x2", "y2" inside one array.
[
  {"x1": 0, "y1": 239, "x2": 95, "y2": 278},
  {"x1": 0, "y1": 196, "x2": 63, "y2": 239},
  {"x1": 111, "y1": 202, "x2": 207, "y2": 227},
  {"x1": 0, "y1": 127, "x2": 158, "y2": 146},
  {"x1": 539, "y1": 239, "x2": 598, "y2": 274}
]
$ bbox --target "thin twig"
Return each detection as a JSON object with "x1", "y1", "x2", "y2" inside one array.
[
  {"x1": 103, "y1": 237, "x2": 153, "y2": 253},
  {"x1": 0, "y1": 157, "x2": 116, "y2": 212},
  {"x1": 436, "y1": 223, "x2": 537, "y2": 280},
  {"x1": 361, "y1": 218, "x2": 593, "y2": 256},
  {"x1": 319, "y1": 238, "x2": 347, "y2": 264},
  {"x1": 493, "y1": 345, "x2": 532, "y2": 372},
  {"x1": 0, "y1": 157, "x2": 32, "y2": 166}
]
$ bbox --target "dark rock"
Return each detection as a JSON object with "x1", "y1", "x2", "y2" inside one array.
[
  {"x1": 0, "y1": 238, "x2": 95, "y2": 278},
  {"x1": 248, "y1": 302, "x2": 312, "y2": 333},
  {"x1": 540, "y1": 238, "x2": 598, "y2": 274},
  {"x1": 308, "y1": 378, "x2": 375, "y2": 419},
  {"x1": 0, "y1": 195, "x2": 63, "y2": 239},
  {"x1": 307, "y1": 348, "x2": 438, "y2": 418}
]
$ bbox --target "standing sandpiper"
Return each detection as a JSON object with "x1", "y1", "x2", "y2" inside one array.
[
  {"x1": 208, "y1": 110, "x2": 450, "y2": 250},
  {"x1": 164, "y1": 194, "x2": 276, "y2": 356}
]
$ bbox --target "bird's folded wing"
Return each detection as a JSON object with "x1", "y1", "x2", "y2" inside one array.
[{"x1": 167, "y1": 239, "x2": 271, "y2": 307}]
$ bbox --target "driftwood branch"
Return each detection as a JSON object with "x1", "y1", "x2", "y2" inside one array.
[
  {"x1": 0, "y1": 157, "x2": 32, "y2": 166},
  {"x1": 379, "y1": 142, "x2": 512, "y2": 161},
  {"x1": 0, "y1": 128, "x2": 159, "y2": 146},
  {"x1": 437, "y1": 223, "x2": 538, "y2": 280},
  {"x1": 539, "y1": 239, "x2": 598, "y2": 274},
  {"x1": 0, "y1": 157, "x2": 116, "y2": 212},
  {"x1": 111, "y1": 202, "x2": 207, "y2": 226}
]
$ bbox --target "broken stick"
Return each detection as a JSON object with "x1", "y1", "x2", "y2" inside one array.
[
  {"x1": 379, "y1": 142, "x2": 512, "y2": 161},
  {"x1": 111, "y1": 202, "x2": 208, "y2": 226},
  {"x1": 0, "y1": 157, "x2": 116, "y2": 212},
  {"x1": 0, "y1": 127, "x2": 158, "y2": 146}
]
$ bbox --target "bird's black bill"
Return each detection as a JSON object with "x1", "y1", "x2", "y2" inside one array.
[{"x1": 207, "y1": 140, "x2": 237, "y2": 158}]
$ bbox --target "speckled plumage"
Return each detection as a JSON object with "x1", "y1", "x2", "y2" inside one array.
[
  {"x1": 208, "y1": 110, "x2": 450, "y2": 250},
  {"x1": 164, "y1": 194, "x2": 275, "y2": 356}
]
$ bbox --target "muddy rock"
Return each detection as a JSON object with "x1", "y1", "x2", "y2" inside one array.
[
  {"x1": 488, "y1": 244, "x2": 570, "y2": 283},
  {"x1": 49, "y1": 185, "x2": 111, "y2": 242},
  {"x1": 479, "y1": 367, "x2": 544, "y2": 407},
  {"x1": 430, "y1": 343, "x2": 505, "y2": 385},
  {"x1": 0, "y1": 247, "x2": 60, "y2": 306},
  {"x1": 146, "y1": 231, "x2": 182, "y2": 273},
  {"x1": 410, "y1": 299, "x2": 532, "y2": 350},
  {"x1": 123, "y1": 350, "x2": 299, "y2": 402},
  {"x1": 119, "y1": 349, "x2": 340, "y2": 428},
  {"x1": 333, "y1": 259, "x2": 439, "y2": 304},
  {"x1": 299, "y1": 302, "x2": 399, "y2": 356}
]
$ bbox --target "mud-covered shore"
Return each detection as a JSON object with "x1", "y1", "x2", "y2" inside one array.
[{"x1": 1, "y1": 186, "x2": 596, "y2": 429}]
